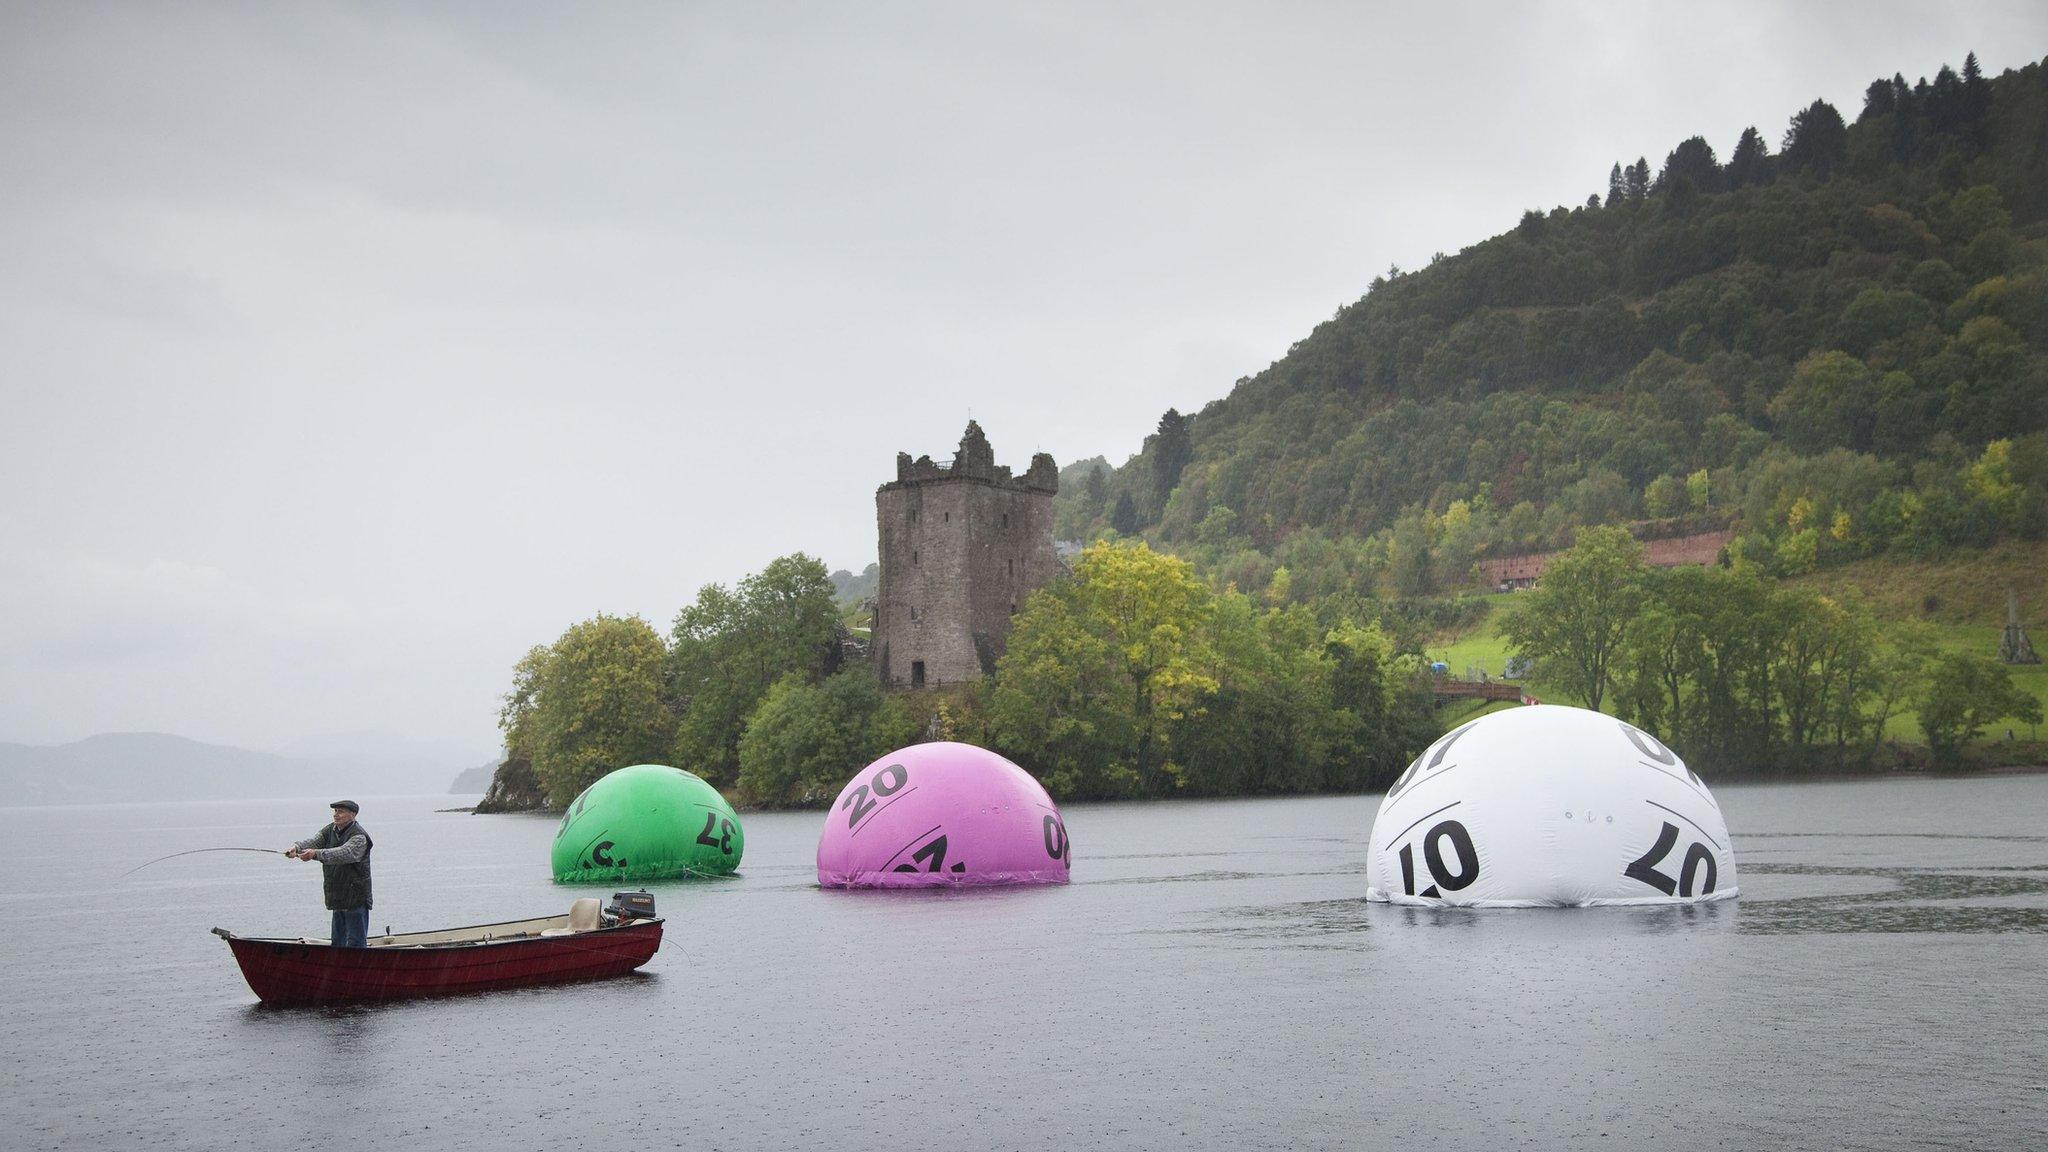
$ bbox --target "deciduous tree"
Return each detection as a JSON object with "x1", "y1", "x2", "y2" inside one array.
[
  {"x1": 737, "y1": 670, "x2": 916, "y2": 806},
  {"x1": 525, "y1": 615, "x2": 674, "y2": 805},
  {"x1": 669, "y1": 553, "x2": 841, "y2": 785},
  {"x1": 989, "y1": 542, "x2": 1217, "y2": 797},
  {"x1": 1918, "y1": 654, "x2": 2042, "y2": 764},
  {"x1": 1499, "y1": 526, "x2": 1646, "y2": 712}
]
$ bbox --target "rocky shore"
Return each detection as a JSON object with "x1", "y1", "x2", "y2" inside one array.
[{"x1": 472, "y1": 755, "x2": 548, "y2": 813}]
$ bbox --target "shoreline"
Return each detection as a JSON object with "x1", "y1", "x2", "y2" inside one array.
[
  {"x1": 1702, "y1": 761, "x2": 2048, "y2": 786},
  {"x1": 455, "y1": 761, "x2": 2048, "y2": 816}
]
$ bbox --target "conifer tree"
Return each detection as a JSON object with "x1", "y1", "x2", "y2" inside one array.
[
  {"x1": 1150, "y1": 408, "x2": 1194, "y2": 510},
  {"x1": 1726, "y1": 127, "x2": 1769, "y2": 187},
  {"x1": 1110, "y1": 492, "x2": 1140, "y2": 535},
  {"x1": 1625, "y1": 157, "x2": 1650, "y2": 199},
  {"x1": 1606, "y1": 162, "x2": 1626, "y2": 207},
  {"x1": 1889, "y1": 73, "x2": 1920, "y2": 163},
  {"x1": 1084, "y1": 463, "x2": 1108, "y2": 516},
  {"x1": 1860, "y1": 78, "x2": 1896, "y2": 121},
  {"x1": 1930, "y1": 64, "x2": 1962, "y2": 132},
  {"x1": 1782, "y1": 99, "x2": 1847, "y2": 180},
  {"x1": 1661, "y1": 174, "x2": 1699, "y2": 218},
  {"x1": 1658, "y1": 136, "x2": 1721, "y2": 193},
  {"x1": 1962, "y1": 52, "x2": 1989, "y2": 122}
]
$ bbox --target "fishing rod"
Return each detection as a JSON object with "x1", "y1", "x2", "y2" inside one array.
[{"x1": 121, "y1": 846, "x2": 288, "y2": 878}]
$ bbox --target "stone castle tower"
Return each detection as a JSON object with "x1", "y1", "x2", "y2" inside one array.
[{"x1": 873, "y1": 422, "x2": 1059, "y2": 687}]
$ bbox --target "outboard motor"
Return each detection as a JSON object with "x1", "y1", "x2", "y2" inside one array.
[{"x1": 605, "y1": 890, "x2": 656, "y2": 922}]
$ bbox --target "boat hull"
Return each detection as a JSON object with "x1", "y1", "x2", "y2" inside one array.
[{"x1": 219, "y1": 919, "x2": 663, "y2": 1005}]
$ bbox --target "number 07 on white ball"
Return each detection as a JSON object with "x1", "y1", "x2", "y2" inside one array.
[{"x1": 1365, "y1": 705, "x2": 1738, "y2": 908}]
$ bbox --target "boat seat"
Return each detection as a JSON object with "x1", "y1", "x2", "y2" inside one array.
[{"x1": 539, "y1": 897, "x2": 603, "y2": 936}]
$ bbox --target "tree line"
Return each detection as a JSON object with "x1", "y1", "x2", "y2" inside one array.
[
  {"x1": 493, "y1": 543, "x2": 1439, "y2": 809},
  {"x1": 1499, "y1": 527, "x2": 2039, "y2": 770},
  {"x1": 496, "y1": 554, "x2": 851, "y2": 808}
]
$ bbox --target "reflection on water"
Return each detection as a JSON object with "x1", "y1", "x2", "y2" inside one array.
[
  {"x1": 1181, "y1": 895, "x2": 1379, "y2": 943},
  {"x1": 1106, "y1": 822, "x2": 2048, "y2": 945},
  {"x1": 1738, "y1": 860, "x2": 2048, "y2": 934},
  {"x1": 1088, "y1": 868, "x2": 1267, "y2": 886},
  {"x1": 1744, "y1": 831, "x2": 2048, "y2": 842},
  {"x1": 1180, "y1": 888, "x2": 1748, "y2": 943}
]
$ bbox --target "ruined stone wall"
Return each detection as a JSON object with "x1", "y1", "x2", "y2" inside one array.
[
  {"x1": 961, "y1": 480, "x2": 1061, "y2": 672},
  {"x1": 875, "y1": 481, "x2": 978, "y2": 686},
  {"x1": 873, "y1": 424, "x2": 1057, "y2": 688}
]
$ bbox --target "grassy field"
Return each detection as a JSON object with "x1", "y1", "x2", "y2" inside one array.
[
  {"x1": 1784, "y1": 539, "x2": 2048, "y2": 626},
  {"x1": 1788, "y1": 542, "x2": 2048, "y2": 742},
  {"x1": 1424, "y1": 546, "x2": 2048, "y2": 750},
  {"x1": 1421, "y1": 592, "x2": 1578, "y2": 705}
]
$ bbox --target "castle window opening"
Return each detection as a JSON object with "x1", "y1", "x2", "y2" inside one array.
[
  {"x1": 1003, "y1": 513, "x2": 1009, "y2": 529},
  {"x1": 1007, "y1": 558, "x2": 1014, "y2": 577},
  {"x1": 944, "y1": 511, "x2": 950, "y2": 523},
  {"x1": 911, "y1": 661, "x2": 926, "y2": 688},
  {"x1": 913, "y1": 549, "x2": 919, "y2": 566}
]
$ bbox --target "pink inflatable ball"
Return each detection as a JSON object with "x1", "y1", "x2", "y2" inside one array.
[{"x1": 816, "y1": 742, "x2": 1071, "y2": 888}]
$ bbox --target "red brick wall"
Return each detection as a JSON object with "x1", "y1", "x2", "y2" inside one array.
[{"x1": 1477, "y1": 529, "x2": 1732, "y2": 588}]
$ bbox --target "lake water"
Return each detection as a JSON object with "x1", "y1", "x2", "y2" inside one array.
[{"x1": 3, "y1": 776, "x2": 2045, "y2": 1150}]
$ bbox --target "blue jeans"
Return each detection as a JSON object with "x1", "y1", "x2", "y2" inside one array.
[{"x1": 331, "y1": 908, "x2": 369, "y2": 948}]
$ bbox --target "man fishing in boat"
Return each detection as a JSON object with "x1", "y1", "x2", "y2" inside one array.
[{"x1": 287, "y1": 801, "x2": 373, "y2": 947}]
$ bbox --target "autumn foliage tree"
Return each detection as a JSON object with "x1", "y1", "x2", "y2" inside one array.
[
  {"x1": 989, "y1": 541, "x2": 1217, "y2": 796},
  {"x1": 988, "y1": 540, "x2": 1432, "y2": 799}
]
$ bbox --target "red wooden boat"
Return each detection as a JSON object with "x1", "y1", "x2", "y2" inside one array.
[{"x1": 213, "y1": 896, "x2": 663, "y2": 1005}]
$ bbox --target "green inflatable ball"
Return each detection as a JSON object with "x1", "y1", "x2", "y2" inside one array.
[{"x1": 550, "y1": 764, "x2": 744, "y2": 882}]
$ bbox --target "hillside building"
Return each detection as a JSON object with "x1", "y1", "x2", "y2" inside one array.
[
  {"x1": 1477, "y1": 528, "x2": 1734, "y2": 591},
  {"x1": 873, "y1": 422, "x2": 1059, "y2": 688}
]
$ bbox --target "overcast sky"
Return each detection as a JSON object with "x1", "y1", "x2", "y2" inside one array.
[{"x1": 2, "y1": 2, "x2": 2042, "y2": 758}]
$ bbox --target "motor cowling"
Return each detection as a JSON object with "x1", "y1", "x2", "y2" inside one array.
[{"x1": 605, "y1": 890, "x2": 656, "y2": 921}]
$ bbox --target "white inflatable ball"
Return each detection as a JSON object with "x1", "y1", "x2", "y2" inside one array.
[{"x1": 1366, "y1": 705, "x2": 1738, "y2": 907}]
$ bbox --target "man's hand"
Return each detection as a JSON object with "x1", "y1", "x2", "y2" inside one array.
[{"x1": 297, "y1": 849, "x2": 319, "y2": 862}]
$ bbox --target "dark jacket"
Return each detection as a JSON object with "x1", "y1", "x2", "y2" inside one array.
[{"x1": 299, "y1": 821, "x2": 373, "y2": 910}]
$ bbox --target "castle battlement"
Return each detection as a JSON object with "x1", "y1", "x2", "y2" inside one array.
[{"x1": 882, "y1": 421, "x2": 1058, "y2": 494}]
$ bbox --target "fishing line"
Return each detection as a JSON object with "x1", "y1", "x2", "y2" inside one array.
[{"x1": 121, "y1": 846, "x2": 287, "y2": 878}]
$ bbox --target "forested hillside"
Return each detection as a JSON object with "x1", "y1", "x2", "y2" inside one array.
[
  {"x1": 1062, "y1": 54, "x2": 2048, "y2": 596},
  {"x1": 490, "y1": 54, "x2": 2048, "y2": 810}
]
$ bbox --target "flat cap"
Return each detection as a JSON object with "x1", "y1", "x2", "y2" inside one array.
[{"x1": 329, "y1": 800, "x2": 360, "y2": 813}]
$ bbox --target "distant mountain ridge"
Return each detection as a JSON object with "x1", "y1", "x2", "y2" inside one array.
[
  {"x1": 0, "y1": 731, "x2": 490, "y2": 806},
  {"x1": 449, "y1": 761, "x2": 496, "y2": 793}
]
